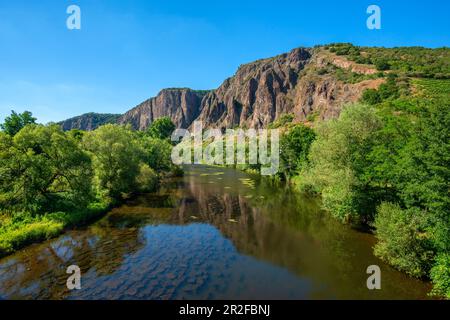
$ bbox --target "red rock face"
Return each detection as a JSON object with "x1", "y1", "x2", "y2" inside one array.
[
  {"x1": 61, "y1": 47, "x2": 384, "y2": 131},
  {"x1": 195, "y1": 48, "x2": 312, "y2": 129},
  {"x1": 118, "y1": 89, "x2": 205, "y2": 130}
]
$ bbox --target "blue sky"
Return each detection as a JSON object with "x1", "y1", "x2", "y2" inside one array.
[{"x1": 0, "y1": 0, "x2": 449, "y2": 123}]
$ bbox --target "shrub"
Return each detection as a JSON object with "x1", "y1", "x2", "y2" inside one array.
[
  {"x1": 140, "y1": 137, "x2": 174, "y2": 172},
  {"x1": 374, "y1": 59, "x2": 391, "y2": 71},
  {"x1": 0, "y1": 124, "x2": 93, "y2": 212},
  {"x1": 374, "y1": 202, "x2": 435, "y2": 277},
  {"x1": 136, "y1": 164, "x2": 159, "y2": 193},
  {"x1": 430, "y1": 253, "x2": 450, "y2": 299},
  {"x1": 83, "y1": 124, "x2": 142, "y2": 201},
  {"x1": 299, "y1": 103, "x2": 382, "y2": 222},
  {"x1": 279, "y1": 124, "x2": 316, "y2": 179},
  {"x1": 0, "y1": 110, "x2": 36, "y2": 136},
  {"x1": 146, "y1": 117, "x2": 176, "y2": 140},
  {"x1": 361, "y1": 89, "x2": 382, "y2": 105}
]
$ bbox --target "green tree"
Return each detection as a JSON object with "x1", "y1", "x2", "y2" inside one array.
[
  {"x1": 361, "y1": 89, "x2": 381, "y2": 105},
  {"x1": 139, "y1": 136, "x2": 174, "y2": 172},
  {"x1": 431, "y1": 253, "x2": 450, "y2": 299},
  {"x1": 1, "y1": 111, "x2": 36, "y2": 136},
  {"x1": 146, "y1": 117, "x2": 176, "y2": 140},
  {"x1": 83, "y1": 124, "x2": 142, "y2": 201},
  {"x1": 374, "y1": 202, "x2": 434, "y2": 277},
  {"x1": 374, "y1": 59, "x2": 391, "y2": 71},
  {"x1": 0, "y1": 124, "x2": 93, "y2": 212},
  {"x1": 135, "y1": 163, "x2": 159, "y2": 193},
  {"x1": 299, "y1": 103, "x2": 382, "y2": 222},
  {"x1": 279, "y1": 124, "x2": 316, "y2": 179}
]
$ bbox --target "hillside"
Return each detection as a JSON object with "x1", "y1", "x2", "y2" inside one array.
[
  {"x1": 59, "y1": 113, "x2": 121, "y2": 131},
  {"x1": 59, "y1": 44, "x2": 450, "y2": 131}
]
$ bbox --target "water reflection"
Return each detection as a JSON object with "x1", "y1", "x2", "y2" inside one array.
[{"x1": 0, "y1": 166, "x2": 432, "y2": 299}]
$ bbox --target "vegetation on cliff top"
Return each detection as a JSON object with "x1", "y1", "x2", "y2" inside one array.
[{"x1": 325, "y1": 43, "x2": 450, "y2": 79}]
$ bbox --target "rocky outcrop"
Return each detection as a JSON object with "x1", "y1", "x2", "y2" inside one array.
[
  {"x1": 59, "y1": 113, "x2": 121, "y2": 131},
  {"x1": 118, "y1": 88, "x2": 206, "y2": 130},
  {"x1": 60, "y1": 46, "x2": 385, "y2": 131},
  {"x1": 195, "y1": 47, "x2": 383, "y2": 128},
  {"x1": 195, "y1": 48, "x2": 312, "y2": 129}
]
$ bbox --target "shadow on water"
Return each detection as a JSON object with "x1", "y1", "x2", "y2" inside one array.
[{"x1": 0, "y1": 165, "x2": 432, "y2": 300}]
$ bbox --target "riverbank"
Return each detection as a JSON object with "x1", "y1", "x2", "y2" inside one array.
[
  {"x1": 0, "y1": 165, "x2": 433, "y2": 299},
  {"x1": 0, "y1": 200, "x2": 110, "y2": 258}
]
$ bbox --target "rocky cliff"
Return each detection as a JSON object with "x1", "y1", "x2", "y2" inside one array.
[
  {"x1": 59, "y1": 113, "x2": 121, "y2": 131},
  {"x1": 195, "y1": 47, "x2": 382, "y2": 129},
  {"x1": 117, "y1": 88, "x2": 207, "y2": 130},
  {"x1": 60, "y1": 46, "x2": 384, "y2": 131}
]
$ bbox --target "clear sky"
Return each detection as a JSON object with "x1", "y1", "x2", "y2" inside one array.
[{"x1": 0, "y1": 0, "x2": 449, "y2": 123}]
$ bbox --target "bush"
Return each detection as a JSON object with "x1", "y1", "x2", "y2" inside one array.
[
  {"x1": 361, "y1": 89, "x2": 382, "y2": 105},
  {"x1": 139, "y1": 136, "x2": 174, "y2": 172},
  {"x1": 431, "y1": 253, "x2": 450, "y2": 299},
  {"x1": 0, "y1": 220, "x2": 63, "y2": 256},
  {"x1": 0, "y1": 110, "x2": 36, "y2": 136},
  {"x1": 374, "y1": 59, "x2": 391, "y2": 71},
  {"x1": 374, "y1": 202, "x2": 435, "y2": 277},
  {"x1": 83, "y1": 124, "x2": 142, "y2": 201},
  {"x1": 299, "y1": 103, "x2": 382, "y2": 222},
  {"x1": 146, "y1": 117, "x2": 176, "y2": 140},
  {"x1": 136, "y1": 164, "x2": 159, "y2": 193},
  {"x1": 0, "y1": 124, "x2": 93, "y2": 212},
  {"x1": 279, "y1": 124, "x2": 316, "y2": 179}
]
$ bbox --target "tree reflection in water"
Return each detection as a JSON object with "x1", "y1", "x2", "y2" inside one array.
[{"x1": 0, "y1": 166, "x2": 431, "y2": 300}]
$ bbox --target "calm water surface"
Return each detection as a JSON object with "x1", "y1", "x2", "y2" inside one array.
[{"x1": 0, "y1": 166, "x2": 432, "y2": 299}]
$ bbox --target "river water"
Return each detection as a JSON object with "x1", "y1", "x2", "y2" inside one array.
[{"x1": 0, "y1": 166, "x2": 432, "y2": 300}]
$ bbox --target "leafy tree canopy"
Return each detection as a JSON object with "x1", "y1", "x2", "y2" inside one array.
[
  {"x1": 1, "y1": 110, "x2": 36, "y2": 136},
  {"x1": 146, "y1": 117, "x2": 176, "y2": 140}
]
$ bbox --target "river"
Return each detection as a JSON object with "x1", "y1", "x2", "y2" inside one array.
[{"x1": 0, "y1": 166, "x2": 432, "y2": 299}]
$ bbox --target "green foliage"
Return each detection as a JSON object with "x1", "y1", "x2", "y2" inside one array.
[
  {"x1": 361, "y1": 75, "x2": 401, "y2": 105},
  {"x1": 327, "y1": 44, "x2": 450, "y2": 78},
  {"x1": 374, "y1": 59, "x2": 391, "y2": 71},
  {"x1": 374, "y1": 202, "x2": 434, "y2": 277},
  {"x1": 361, "y1": 89, "x2": 382, "y2": 105},
  {"x1": 139, "y1": 136, "x2": 174, "y2": 172},
  {"x1": 59, "y1": 113, "x2": 121, "y2": 131},
  {"x1": 0, "y1": 116, "x2": 177, "y2": 258},
  {"x1": 0, "y1": 124, "x2": 93, "y2": 212},
  {"x1": 299, "y1": 103, "x2": 382, "y2": 222},
  {"x1": 298, "y1": 78, "x2": 449, "y2": 296},
  {"x1": 268, "y1": 114, "x2": 295, "y2": 129},
  {"x1": 146, "y1": 117, "x2": 176, "y2": 140},
  {"x1": 327, "y1": 43, "x2": 361, "y2": 57},
  {"x1": 0, "y1": 200, "x2": 109, "y2": 257},
  {"x1": 315, "y1": 61, "x2": 378, "y2": 84},
  {"x1": 83, "y1": 124, "x2": 142, "y2": 201},
  {"x1": 413, "y1": 78, "x2": 450, "y2": 99},
  {"x1": 334, "y1": 67, "x2": 377, "y2": 84},
  {"x1": 135, "y1": 163, "x2": 159, "y2": 193},
  {"x1": 1, "y1": 110, "x2": 36, "y2": 136},
  {"x1": 279, "y1": 124, "x2": 316, "y2": 179},
  {"x1": 431, "y1": 253, "x2": 450, "y2": 299}
]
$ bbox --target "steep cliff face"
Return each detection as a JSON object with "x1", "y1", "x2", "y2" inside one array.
[
  {"x1": 59, "y1": 113, "x2": 121, "y2": 131},
  {"x1": 195, "y1": 47, "x2": 382, "y2": 128},
  {"x1": 291, "y1": 50, "x2": 383, "y2": 122},
  {"x1": 60, "y1": 46, "x2": 384, "y2": 131},
  {"x1": 196, "y1": 48, "x2": 312, "y2": 129},
  {"x1": 118, "y1": 88, "x2": 206, "y2": 130}
]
